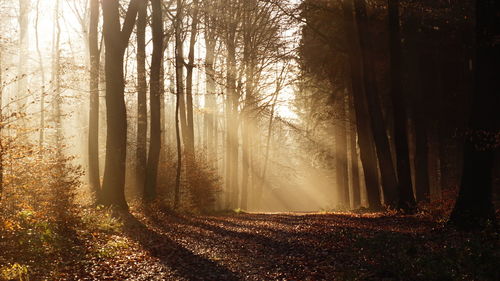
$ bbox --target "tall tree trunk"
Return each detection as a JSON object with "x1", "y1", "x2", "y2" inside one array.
[
  {"x1": 174, "y1": 62, "x2": 182, "y2": 209},
  {"x1": 405, "y1": 15, "x2": 429, "y2": 203},
  {"x1": 226, "y1": 30, "x2": 239, "y2": 209},
  {"x1": 88, "y1": 0, "x2": 101, "y2": 202},
  {"x1": 185, "y1": 0, "x2": 199, "y2": 156},
  {"x1": 413, "y1": 112, "x2": 430, "y2": 202},
  {"x1": 175, "y1": 0, "x2": 188, "y2": 148},
  {"x1": 160, "y1": 59, "x2": 166, "y2": 149},
  {"x1": 174, "y1": 0, "x2": 184, "y2": 209},
  {"x1": 258, "y1": 80, "x2": 280, "y2": 210},
  {"x1": 348, "y1": 92, "x2": 361, "y2": 208},
  {"x1": 35, "y1": 0, "x2": 46, "y2": 153},
  {"x1": 354, "y1": 0, "x2": 398, "y2": 208},
  {"x1": 204, "y1": 34, "x2": 217, "y2": 164},
  {"x1": 17, "y1": 0, "x2": 30, "y2": 116},
  {"x1": 136, "y1": 0, "x2": 147, "y2": 195},
  {"x1": 144, "y1": 0, "x2": 163, "y2": 201},
  {"x1": 335, "y1": 92, "x2": 349, "y2": 208},
  {"x1": 100, "y1": 0, "x2": 139, "y2": 209},
  {"x1": 240, "y1": 1, "x2": 254, "y2": 210},
  {"x1": 342, "y1": 0, "x2": 381, "y2": 209},
  {"x1": 449, "y1": 0, "x2": 498, "y2": 229},
  {"x1": 52, "y1": 0, "x2": 62, "y2": 152},
  {"x1": 388, "y1": 0, "x2": 415, "y2": 211}
]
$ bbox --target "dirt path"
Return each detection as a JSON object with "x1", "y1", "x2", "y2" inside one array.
[{"x1": 71, "y1": 210, "x2": 498, "y2": 281}]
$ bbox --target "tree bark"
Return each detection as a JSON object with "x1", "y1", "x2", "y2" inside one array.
[
  {"x1": 52, "y1": 0, "x2": 62, "y2": 152},
  {"x1": 88, "y1": 0, "x2": 101, "y2": 202},
  {"x1": 240, "y1": 0, "x2": 256, "y2": 210},
  {"x1": 204, "y1": 32, "x2": 217, "y2": 164},
  {"x1": 174, "y1": 0, "x2": 184, "y2": 209},
  {"x1": 136, "y1": 0, "x2": 147, "y2": 195},
  {"x1": 348, "y1": 92, "x2": 361, "y2": 208},
  {"x1": 175, "y1": 0, "x2": 188, "y2": 148},
  {"x1": 17, "y1": 0, "x2": 30, "y2": 115},
  {"x1": 226, "y1": 29, "x2": 239, "y2": 209},
  {"x1": 335, "y1": 93, "x2": 350, "y2": 208},
  {"x1": 144, "y1": 0, "x2": 164, "y2": 201},
  {"x1": 100, "y1": 0, "x2": 139, "y2": 209},
  {"x1": 185, "y1": 0, "x2": 199, "y2": 156},
  {"x1": 342, "y1": 0, "x2": 381, "y2": 209},
  {"x1": 35, "y1": 0, "x2": 46, "y2": 154}
]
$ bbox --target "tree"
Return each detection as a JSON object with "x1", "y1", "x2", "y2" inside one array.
[
  {"x1": 100, "y1": 0, "x2": 139, "y2": 209},
  {"x1": 136, "y1": 0, "x2": 147, "y2": 195},
  {"x1": 144, "y1": 0, "x2": 164, "y2": 201},
  {"x1": 202, "y1": 0, "x2": 219, "y2": 165},
  {"x1": 335, "y1": 91, "x2": 349, "y2": 208},
  {"x1": 52, "y1": 0, "x2": 62, "y2": 151},
  {"x1": 387, "y1": 0, "x2": 415, "y2": 211},
  {"x1": 17, "y1": 0, "x2": 30, "y2": 115},
  {"x1": 404, "y1": 13, "x2": 430, "y2": 203},
  {"x1": 340, "y1": 0, "x2": 381, "y2": 209},
  {"x1": 347, "y1": 90, "x2": 361, "y2": 208},
  {"x1": 174, "y1": 0, "x2": 185, "y2": 208},
  {"x1": 353, "y1": 0, "x2": 398, "y2": 208},
  {"x1": 185, "y1": 0, "x2": 199, "y2": 156},
  {"x1": 223, "y1": 0, "x2": 240, "y2": 209},
  {"x1": 175, "y1": 0, "x2": 189, "y2": 150},
  {"x1": 88, "y1": 0, "x2": 101, "y2": 202},
  {"x1": 35, "y1": 0, "x2": 46, "y2": 153},
  {"x1": 449, "y1": 0, "x2": 499, "y2": 230}
]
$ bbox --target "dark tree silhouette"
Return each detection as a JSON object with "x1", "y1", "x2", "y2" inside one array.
[
  {"x1": 449, "y1": 0, "x2": 499, "y2": 230},
  {"x1": 387, "y1": 0, "x2": 416, "y2": 212}
]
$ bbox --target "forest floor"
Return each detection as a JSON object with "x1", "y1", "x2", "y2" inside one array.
[{"x1": 1, "y1": 206, "x2": 499, "y2": 280}]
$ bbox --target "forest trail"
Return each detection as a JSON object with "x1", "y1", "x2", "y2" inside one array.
[{"x1": 69, "y1": 210, "x2": 497, "y2": 281}]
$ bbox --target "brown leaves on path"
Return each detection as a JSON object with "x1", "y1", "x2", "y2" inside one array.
[{"x1": 3, "y1": 208, "x2": 497, "y2": 280}]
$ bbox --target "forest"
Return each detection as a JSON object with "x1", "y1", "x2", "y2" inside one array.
[{"x1": 0, "y1": 0, "x2": 498, "y2": 280}]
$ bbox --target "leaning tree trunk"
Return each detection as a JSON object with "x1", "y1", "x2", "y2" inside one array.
[
  {"x1": 449, "y1": 0, "x2": 498, "y2": 230},
  {"x1": 100, "y1": 0, "x2": 139, "y2": 209},
  {"x1": 144, "y1": 0, "x2": 164, "y2": 202}
]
